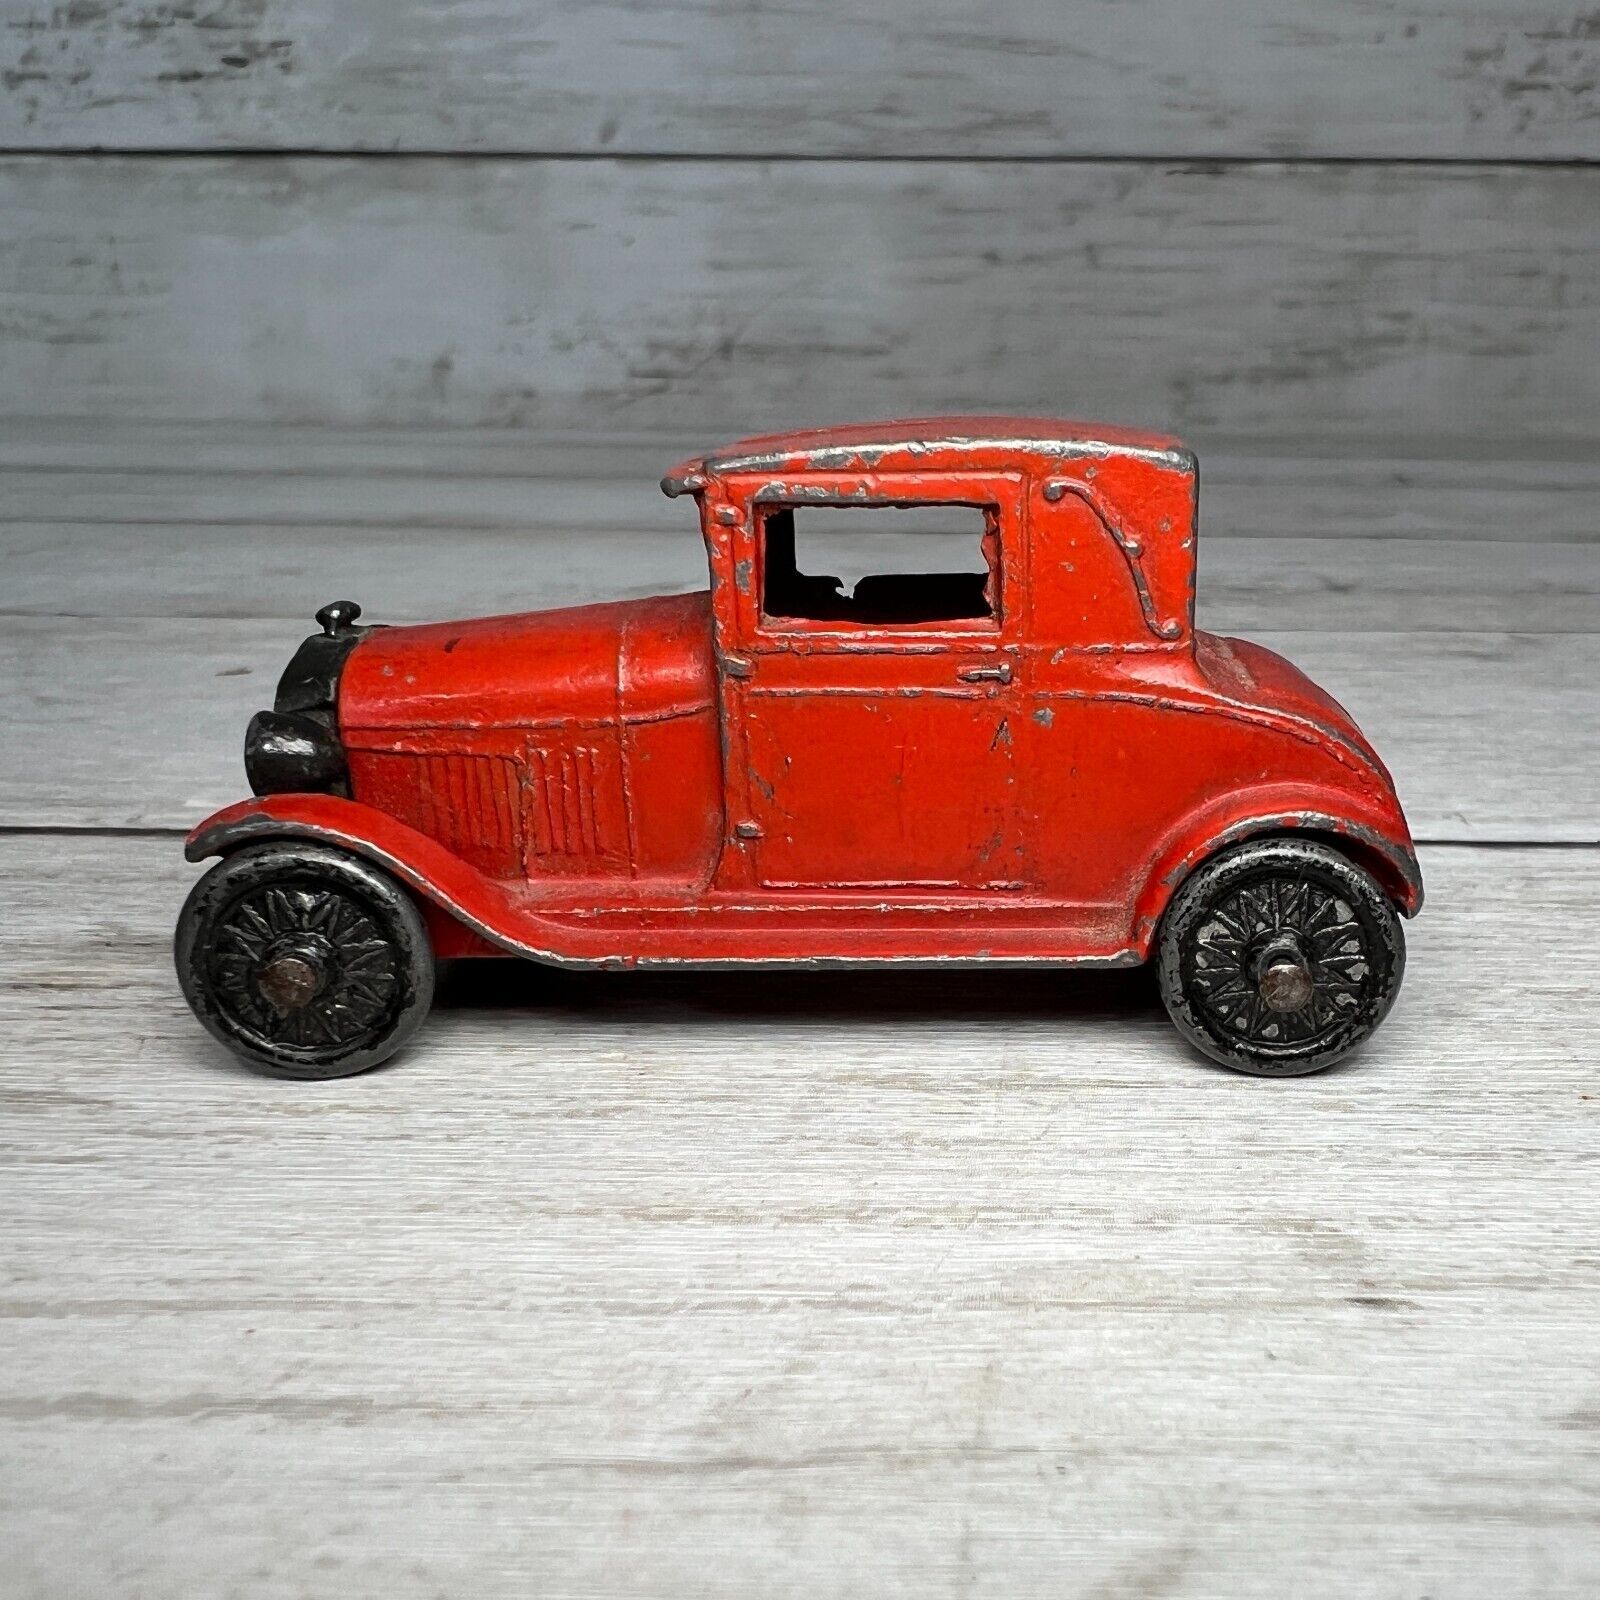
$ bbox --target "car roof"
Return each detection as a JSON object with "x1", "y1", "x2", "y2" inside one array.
[{"x1": 662, "y1": 415, "x2": 1194, "y2": 495}]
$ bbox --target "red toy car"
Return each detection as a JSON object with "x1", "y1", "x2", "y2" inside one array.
[{"x1": 177, "y1": 418, "x2": 1420, "y2": 1079}]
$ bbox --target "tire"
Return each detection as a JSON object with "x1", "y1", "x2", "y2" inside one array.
[
  {"x1": 1157, "y1": 838, "x2": 1405, "y2": 1077},
  {"x1": 176, "y1": 843, "x2": 435, "y2": 1079}
]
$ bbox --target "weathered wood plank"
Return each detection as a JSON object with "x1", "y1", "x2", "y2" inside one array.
[
  {"x1": 2, "y1": 617, "x2": 1593, "y2": 839},
  {"x1": 1, "y1": 157, "x2": 1594, "y2": 447},
  {"x1": 2, "y1": 0, "x2": 1597, "y2": 160},
  {"x1": 1, "y1": 835, "x2": 1598, "y2": 1597},
  {"x1": 7, "y1": 522, "x2": 1599, "y2": 633},
  {"x1": 3, "y1": 420, "x2": 1597, "y2": 545}
]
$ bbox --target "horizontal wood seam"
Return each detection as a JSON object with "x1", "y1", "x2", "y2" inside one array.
[{"x1": 0, "y1": 148, "x2": 1598, "y2": 170}]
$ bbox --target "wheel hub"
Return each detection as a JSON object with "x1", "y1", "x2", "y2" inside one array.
[
  {"x1": 1255, "y1": 936, "x2": 1316, "y2": 1014},
  {"x1": 256, "y1": 937, "x2": 330, "y2": 1014}
]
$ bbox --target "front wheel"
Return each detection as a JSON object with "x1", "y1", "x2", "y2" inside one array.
[
  {"x1": 1157, "y1": 838, "x2": 1405, "y2": 1076},
  {"x1": 176, "y1": 843, "x2": 435, "y2": 1079}
]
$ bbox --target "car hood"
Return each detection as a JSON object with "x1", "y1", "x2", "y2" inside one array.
[{"x1": 338, "y1": 591, "x2": 716, "y2": 735}]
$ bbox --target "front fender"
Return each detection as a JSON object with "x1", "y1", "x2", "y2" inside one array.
[
  {"x1": 1129, "y1": 785, "x2": 1424, "y2": 952},
  {"x1": 186, "y1": 795, "x2": 634, "y2": 969}
]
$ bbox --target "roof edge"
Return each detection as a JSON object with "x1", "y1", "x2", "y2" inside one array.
[
  {"x1": 660, "y1": 420, "x2": 1196, "y2": 497},
  {"x1": 706, "y1": 434, "x2": 1196, "y2": 477}
]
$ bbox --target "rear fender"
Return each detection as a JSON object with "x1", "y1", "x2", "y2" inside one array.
[
  {"x1": 1131, "y1": 792, "x2": 1424, "y2": 953},
  {"x1": 185, "y1": 795, "x2": 631, "y2": 969}
]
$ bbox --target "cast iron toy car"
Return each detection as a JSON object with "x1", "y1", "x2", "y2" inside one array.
[{"x1": 177, "y1": 418, "x2": 1420, "y2": 1079}]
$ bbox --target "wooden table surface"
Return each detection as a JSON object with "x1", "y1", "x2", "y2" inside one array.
[{"x1": 2, "y1": 430, "x2": 1597, "y2": 1596}]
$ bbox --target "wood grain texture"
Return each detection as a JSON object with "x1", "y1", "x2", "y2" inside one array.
[
  {"x1": 1, "y1": 157, "x2": 1595, "y2": 447},
  {"x1": 1, "y1": 834, "x2": 1597, "y2": 1598},
  {"x1": 2, "y1": 424, "x2": 1591, "y2": 837},
  {"x1": 11, "y1": 525, "x2": 1599, "y2": 632},
  {"x1": 3, "y1": 616, "x2": 1594, "y2": 840},
  {"x1": 4, "y1": 420, "x2": 1598, "y2": 545},
  {"x1": 3, "y1": 419, "x2": 1595, "y2": 629},
  {"x1": 2, "y1": 0, "x2": 1597, "y2": 160}
]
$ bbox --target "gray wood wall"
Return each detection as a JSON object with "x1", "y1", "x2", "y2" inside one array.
[
  {"x1": 0, "y1": 3, "x2": 1596, "y2": 461},
  {"x1": 4, "y1": 1, "x2": 1597, "y2": 159}
]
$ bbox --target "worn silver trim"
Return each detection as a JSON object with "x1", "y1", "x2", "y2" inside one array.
[{"x1": 704, "y1": 434, "x2": 1196, "y2": 478}]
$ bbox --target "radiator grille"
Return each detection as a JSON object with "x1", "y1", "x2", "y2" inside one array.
[
  {"x1": 528, "y1": 745, "x2": 604, "y2": 858},
  {"x1": 410, "y1": 752, "x2": 524, "y2": 874}
]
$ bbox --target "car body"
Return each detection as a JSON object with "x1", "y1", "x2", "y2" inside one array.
[{"x1": 179, "y1": 418, "x2": 1420, "y2": 1077}]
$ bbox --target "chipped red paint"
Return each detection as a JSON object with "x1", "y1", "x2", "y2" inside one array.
[{"x1": 189, "y1": 418, "x2": 1420, "y2": 969}]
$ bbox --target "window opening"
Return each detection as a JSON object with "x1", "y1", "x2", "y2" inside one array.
[{"x1": 760, "y1": 502, "x2": 999, "y2": 626}]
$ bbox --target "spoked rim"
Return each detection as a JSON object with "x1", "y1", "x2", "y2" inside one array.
[
  {"x1": 206, "y1": 879, "x2": 403, "y2": 1062},
  {"x1": 1160, "y1": 839, "x2": 1406, "y2": 1076},
  {"x1": 177, "y1": 843, "x2": 435, "y2": 1078},
  {"x1": 1185, "y1": 871, "x2": 1376, "y2": 1057}
]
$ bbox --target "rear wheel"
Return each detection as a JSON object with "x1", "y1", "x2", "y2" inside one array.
[
  {"x1": 176, "y1": 843, "x2": 434, "y2": 1079},
  {"x1": 1157, "y1": 838, "x2": 1405, "y2": 1076}
]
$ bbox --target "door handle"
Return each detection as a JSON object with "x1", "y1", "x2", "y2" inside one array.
[{"x1": 957, "y1": 662, "x2": 1012, "y2": 684}]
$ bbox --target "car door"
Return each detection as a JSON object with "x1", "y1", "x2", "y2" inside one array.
[{"x1": 721, "y1": 474, "x2": 1029, "y2": 893}]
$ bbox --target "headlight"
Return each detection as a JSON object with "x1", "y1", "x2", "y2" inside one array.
[
  {"x1": 245, "y1": 710, "x2": 348, "y2": 796},
  {"x1": 244, "y1": 600, "x2": 365, "y2": 796}
]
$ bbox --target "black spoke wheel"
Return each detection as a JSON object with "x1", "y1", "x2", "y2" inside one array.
[
  {"x1": 1157, "y1": 838, "x2": 1405, "y2": 1076},
  {"x1": 176, "y1": 843, "x2": 434, "y2": 1079}
]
